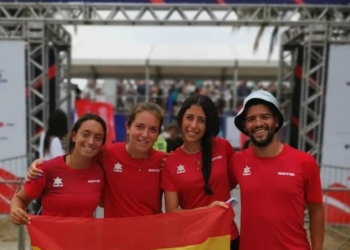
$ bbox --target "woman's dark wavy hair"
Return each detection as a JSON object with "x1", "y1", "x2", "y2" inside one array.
[
  {"x1": 43, "y1": 109, "x2": 69, "y2": 155},
  {"x1": 177, "y1": 94, "x2": 220, "y2": 195},
  {"x1": 68, "y1": 113, "x2": 107, "y2": 153}
]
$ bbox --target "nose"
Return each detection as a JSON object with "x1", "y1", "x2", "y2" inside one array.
[
  {"x1": 254, "y1": 117, "x2": 264, "y2": 127},
  {"x1": 189, "y1": 120, "x2": 197, "y2": 129},
  {"x1": 140, "y1": 128, "x2": 150, "y2": 138},
  {"x1": 87, "y1": 135, "x2": 94, "y2": 144}
]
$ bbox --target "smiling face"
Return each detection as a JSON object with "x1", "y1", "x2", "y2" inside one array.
[
  {"x1": 243, "y1": 104, "x2": 279, "y2": 147},
  {"x1": 126, "y1": 111, "x2": 160, "y2": 155},
  {"x1": 181, "y1": 105, "x2": 206, "y2": 144},
  {"x1": 71, "y1": 120, "x2": 105, "y2": 158}
]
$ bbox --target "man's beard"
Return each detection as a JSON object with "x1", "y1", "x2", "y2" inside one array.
[{"x1": 247, "y1": 126, "x2": 275, "y2": 147}]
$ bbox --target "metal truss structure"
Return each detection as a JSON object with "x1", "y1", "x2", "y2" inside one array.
[
  {"x1": 279, "y1": 24, "x2": 350, "y2": 163},
  {"x1": 1, "y1": 3, "x2": 350, "y2": 26},
  {"x1": 0, "y1": 21, "x2": 71, "y2": 163},
  {"x1": 1, "y1": 2, "x2": 350, "y2": 164}
]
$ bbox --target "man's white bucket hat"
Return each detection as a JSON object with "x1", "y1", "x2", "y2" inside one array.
[{"x1": 234, "y1": 90, "x2": 284, "y2": 136}]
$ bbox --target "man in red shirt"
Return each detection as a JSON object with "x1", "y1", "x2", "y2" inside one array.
[{"x1": 231, "y1": 90, "x2": 324, "y2": 250}]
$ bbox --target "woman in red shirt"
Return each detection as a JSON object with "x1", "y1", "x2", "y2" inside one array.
[
  {"x1": 11, "y1": 113, "x2": 107, "y2": 224},
  {"x1": 161, "y1": 94, "x2": 240, "y2": 250},
  {"x1": 25, "y1": 102, "x2": 166, "y2": 218}
]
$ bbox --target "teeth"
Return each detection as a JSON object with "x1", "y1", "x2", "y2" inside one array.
[
  {"x1": 139, "y1": 141, "x2": 147, "y2": 144},
  {"x1": 83, "y1": 146, "x2": 94, "y2": 151}
]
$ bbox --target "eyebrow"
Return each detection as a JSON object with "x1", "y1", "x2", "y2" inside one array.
[
  {"x1": 246, "y1": 113, "x2": 271, "y2": 119},
  {"x1": 186, "y1": 113, "x2": 206, "y2": 119},
  {"x1": 135, "y1": 123, "x2": 158, "y2": 128},
  {"x1": 81, "y1": 130, "x2": 103, "y2": 135}
]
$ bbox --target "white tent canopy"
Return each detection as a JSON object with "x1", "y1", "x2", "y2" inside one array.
[{"x1": 71, "y1": 44, "x2": 280, "y2": 80}]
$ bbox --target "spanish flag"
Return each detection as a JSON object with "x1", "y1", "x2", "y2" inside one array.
[{"x1": 27, "y1": 206, "x2": 233, "y2": 250}]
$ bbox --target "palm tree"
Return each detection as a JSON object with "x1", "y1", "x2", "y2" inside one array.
[{"x1": 252, "y1": 11, "x2": 288, "y2": 61}]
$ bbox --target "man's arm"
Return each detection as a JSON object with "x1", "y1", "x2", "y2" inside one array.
[{"x1": 307, "y1": 202, "x2": 324, "y2": 250}]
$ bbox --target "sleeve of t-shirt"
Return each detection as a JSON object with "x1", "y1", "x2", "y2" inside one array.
[
  {"x1": 305, "y1": 155, "x2": 323, "y2": 203},
  {"x1": 222, "y1": 139, "x2": 237, "y2": 189},
  {"x1": 50, "y1": 138, "x2": 64, "y2": 158},
  {"x1": 228, "y1": 154, "x2": 239, "y2": 190},
  {"x1": 23, "y1": 164, "x2": 47, "y2": 199},
  {"x1": 223, "y1": 138, "x2": 235, "y2": 159},
  {"x1": 160, "y1": 161, "x2": 177, "y2": 192}
]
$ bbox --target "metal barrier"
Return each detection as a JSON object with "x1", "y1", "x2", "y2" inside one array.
[
  {"x1": 0, "y1": 155, "x2": 28, "y2": 250},
  {"x1": 321, "y1": 165, "x2": 350, "y2": 250}
]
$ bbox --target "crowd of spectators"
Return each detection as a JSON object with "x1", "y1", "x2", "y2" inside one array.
[{"x1": 110, "y1": 79, "x2": 285, "y2": 118}]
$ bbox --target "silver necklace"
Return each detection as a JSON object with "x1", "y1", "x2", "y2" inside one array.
[
  {"x1": 182, "y1": 146, "x2": 202, "y2": 169},
  {"x1": 181, "y1": 145, "x2": 202, "y2": 155},
  {"x1": 125, "y1": 145, "x2": 149, "y2": 171}
]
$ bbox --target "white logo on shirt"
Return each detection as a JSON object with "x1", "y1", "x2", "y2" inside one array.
[
  {"x1": 113, "y1": 163, "x2": 122, "y2": 172},
  {"x1": 148, "y1": 169, "x2": 160, "y2": 173},
  {"x1": 177, "y1": 165, "x2": 186, "y2": 174},
  {"x1": 88, "y1": 180, "x2": 101, "y2": 183},
  {"x1": 243, "y1": 166, "x2": 251, "y2": 176},
  {"x1": 278, "y1": 172, "x2": 295, "y2": 177},
  {"x1": 53, "y1": 177, "x2": 63, "y2": 187}
]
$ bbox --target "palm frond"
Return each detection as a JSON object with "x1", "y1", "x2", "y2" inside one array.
[
  {"x1": 268, "y1": 26, "x2": 279, "y2": 61},
  {"x1": 267, "y1": 11, "x2": 288, "y2": 60},
  {"x1": 253, "y1": 25, "x2": 266, "y2": 52},
  {"x1": 74, "y1": 25, "x2": 78, "y2": 35}
]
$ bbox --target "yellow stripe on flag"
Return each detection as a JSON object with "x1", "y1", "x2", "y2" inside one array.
[{"x1": 157, "y1": 235, "x2": 231, "y2": 250}]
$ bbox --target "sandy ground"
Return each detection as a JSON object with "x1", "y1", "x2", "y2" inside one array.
[
  {"x1": 0, "y1": 216, "x2": 30, "y2": 250},
  {"x1": 1, "y1": 190, "x2": 349, "y2": 250}
]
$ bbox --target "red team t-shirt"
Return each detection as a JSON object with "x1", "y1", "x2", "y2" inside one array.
[
  {"x1": 101, "y1": 142, "x2": 165, "y2": 218},
  {"x1": 231, "y1": 145, "x2": 323, "y2": 250},
  {"x1": 161, "y1": 137, "x2": 239, "y2": 240},
  {"x1": 24, "y1": 156, "x2": 105, "y2": 218}
]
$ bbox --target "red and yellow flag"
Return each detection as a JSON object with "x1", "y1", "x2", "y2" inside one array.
[{"x1": 27, "y1": 206, "x2": 233, "y2": 250}]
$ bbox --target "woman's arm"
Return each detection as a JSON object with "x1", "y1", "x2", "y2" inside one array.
[
  {"x1": 164, "y1": 191, "x2": 228, "y2": 213},
  {"x1": 10, "y1": 189, "x2": 34, "y2": 225}
]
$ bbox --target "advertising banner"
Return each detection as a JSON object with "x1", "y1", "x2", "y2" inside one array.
[
  {"x1": 321, "y1": 44, "x2": 350, "y2": 224},
  {"x1": 0, "y1": 41, "x2": 26, "y2": 213},
  {"x1": 0, "y1": 41, "x2": 26, "y2": 164},
  {"x1": 75, "y1": 99, "x2": 116, "y2": 144}
]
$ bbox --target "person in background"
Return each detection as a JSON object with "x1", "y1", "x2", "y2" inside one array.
[
  {"x1": 153, "y1": 130, "x2": 167, "y2": 153},
  {"x1": 26, "y1": 102, "x2": 167, "y2": 219},
  {"x1": 39, "y1": 109, "x2": 68, "y2": 161},
  {"x1": 11, "y1": 113, "x2": 107, "y2": 225},
  {"x1": 164, "y1": 123, "x2": 183, "y2": 153},
  {"x1": 161, "y1": 94, "x2": 240, "y2": 250},
  {"x1": 229, "y1": 90, "x2": 324, "y2": 250}
]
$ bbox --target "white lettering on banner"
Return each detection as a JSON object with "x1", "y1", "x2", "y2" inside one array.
[{"x1": 0, "y1": 41, "x2": 26, "y2": 178}]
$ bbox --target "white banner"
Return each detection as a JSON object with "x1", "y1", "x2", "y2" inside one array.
[
  {"x1": 321, "y1": 45, "x2": 350, "y2": 171},
  {"x1": 225, "y1": 116, "x2": 241, "y2": 148},
  {"x1": 0, "y1": 41, "x2": 27, "y2": 176},
  {"x1": 321, "y1": 45, "x2": 350, "y2": 224}
]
